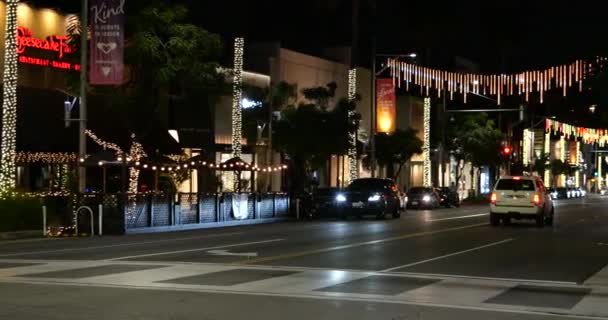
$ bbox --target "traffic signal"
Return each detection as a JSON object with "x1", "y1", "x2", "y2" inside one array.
[{"x1": 502, "y1": 146, "x2": 512, "y2": 156}]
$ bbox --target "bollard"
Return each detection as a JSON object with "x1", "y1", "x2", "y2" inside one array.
[
  {"x1": 98, "y1": 204, "x2": 103, "y2": 236},
  {"x1": 42, "y1": 206, "x2": 47, "y2": 236}
]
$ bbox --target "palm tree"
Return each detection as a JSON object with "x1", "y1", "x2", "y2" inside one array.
[{"x1": 0, "y1": 0, "x2": 19, "y2": 194}]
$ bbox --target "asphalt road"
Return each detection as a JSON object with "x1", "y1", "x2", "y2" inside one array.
[{"x1": 1, "y1": 197, "x2": 608, "y2": 320}]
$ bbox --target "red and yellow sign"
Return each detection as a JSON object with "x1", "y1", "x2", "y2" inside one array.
[
  {"x1": 376, "y1": 79, "x2": 396, "y2": 133},
  {"x1": 16, "y1": 26, "x2": 80, "y2": 71}
]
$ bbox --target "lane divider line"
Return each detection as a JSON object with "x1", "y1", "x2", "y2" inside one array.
[
  {"x1": 426, "y1": 213, "x2": 489, "y2": 222},
  {"x1": 236, "y1": 222, "x2": 488, "y2": 265},
  {"x1": 380, "y1": 238, "x2": 514, "y2": 272},
  {"x1": 107, "y1": 239, "x2": 285, "y2": 261}
]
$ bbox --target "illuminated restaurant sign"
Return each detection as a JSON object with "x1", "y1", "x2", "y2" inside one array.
[
  {"x1": 16, "y1": 26, "x2": 80, "y2": 71},
  {"x1": 17, "y1": 27, "x2": 74, "y2": 58}
]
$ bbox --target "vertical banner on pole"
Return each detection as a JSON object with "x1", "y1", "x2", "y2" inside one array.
[
  {"x1": 376, "y1": 79, "x2": 396, "y2": 133},
  {"x1": 89, "y1": 0, "x2": 125, "y2": 85}
]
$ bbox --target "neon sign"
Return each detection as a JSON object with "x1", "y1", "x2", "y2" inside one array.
[
  {"x1": 17, "y1": 26, "x2": 74, "y2": 58},
  {"x1": 19, "y1": 55, "x2": 81, "y2": 71}
]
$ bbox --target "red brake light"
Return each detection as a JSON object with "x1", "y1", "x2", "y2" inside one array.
[
  {"x1": 533, "y1": 193, "x2": 541, "y2": 205},
  {"x1": 513, "y1": 176, "x2": 521, "y2": 180},
  {"x1": 490, "y1": 192, "x2": 497, "y2": 204}
]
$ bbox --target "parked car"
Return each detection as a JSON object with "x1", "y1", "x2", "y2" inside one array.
[
  {"x1": 310, "y1": 187, "x2": 340, "y2": 218},
  {"x1": 335, "y1": 178, "x2": 402, "y2": 219},
  {"x1": 406, "y1": 187, "x2": 440, "y2": 209},
  {"x1": 553, "y1": 187, "x2": 569, "y2": 199},
  {"x1": 435, "y1": 187, "x2": 460, "y2": 208},
  {"x1": 568, "y1": 188, "x2": 580, "y2": 198},
  {"x1": 577, "y1": 187, "x2": 587, "y2": 197},
  {"x1": 490, "y1": 176, "x2": 554, "y2": 227}
]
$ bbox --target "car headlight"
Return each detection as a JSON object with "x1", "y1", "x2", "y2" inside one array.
[
  {"x1": 368, "y1": 194, "x2": 381, "y2": 202},
  {"x1": 422, "y1": 195, "x2": 431, "y2": 202},
  {"x1": 336, "y1": 194, "x2": 346, "y2": 202}
]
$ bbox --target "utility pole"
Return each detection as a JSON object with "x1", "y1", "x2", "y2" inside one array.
[
  {"x1": 78, "y1": 0, "x2": 88, "y2": 192},
  {"x1": 267, "y1": 57, "x2": 274, "y2": 191},
  {"x1": 370, "y1": 36, "x2": 377, "y2": 178}
]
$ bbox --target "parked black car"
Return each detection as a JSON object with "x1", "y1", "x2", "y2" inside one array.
[
  {"x1": 335, "y1": 178, "x2": 402, "y2": 219},
  {"x1": 435, "y1": 187, "x2": 460, "y2": 208},
  {"x1": 309, "y1": 187, "x2": 340, "y2": 218},
  {"x1": 406, "y1": 187, "x2": 440, "y2": 209}
]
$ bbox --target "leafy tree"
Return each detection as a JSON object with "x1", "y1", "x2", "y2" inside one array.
[
  {"x1": 273, "y1": 84, "x2": 353, "y2": 192},
  {"x1": 446, "y1": 113, "x2": 504, "y2": 193},
  {"x1": 373, "y1": 129, "x2": 423, "y2": 181},
  {"x1": 533, "y1": 153, "x2": 550, "y2": 178},
  {"x1": 67, "y1": 2, "x2": 225, "y2": 145}
]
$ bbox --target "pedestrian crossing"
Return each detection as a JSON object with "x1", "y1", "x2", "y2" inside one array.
[{"x1": 0, "y1": 259, "x2": 607, "y2": 318}]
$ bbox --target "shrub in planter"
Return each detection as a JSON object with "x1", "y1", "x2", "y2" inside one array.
[{"x1": 0, "y1": 197, "x2": 43, "y2": 232}]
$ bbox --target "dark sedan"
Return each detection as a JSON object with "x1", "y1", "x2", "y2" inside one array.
[
  {"x1": 310, "y1": 187, "x2": 340, "y2": 218},
  {"x1": 406, "y1": 187, "x2": 440, "y2": 209},
  {"x1": 335, "y1": 178, "x2": 402, "y2": 219},
  {"x1": 435, "y1": 187, "x2": 460, "y2": 208}
]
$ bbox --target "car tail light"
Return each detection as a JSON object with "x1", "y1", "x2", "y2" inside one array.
[
  {"x1": 490, "y1": 192, "x2": 497, "y2": 204},
  {"x1": 533, "y1": 193, "x2": 541, "y2": 206}
]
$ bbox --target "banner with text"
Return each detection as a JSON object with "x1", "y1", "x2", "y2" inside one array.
[
  {"x1": 376, "y1": 79, "x2": 396, "y2": 133},
  {"x1": 89, "y1": 0, "x2": 124, "y2": 85}
]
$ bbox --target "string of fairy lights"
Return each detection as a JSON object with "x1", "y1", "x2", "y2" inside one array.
[
  {"x1": 388, "y1": 57, "x2": 593, "y2": 104},
  {"x1": 347, "y1": 68, "x2": 358, "y2": 184},
  {"x1": 546, "y1": 119, "x2": 608, "y2": 147},
  {"x1": 15, "y1": 152, "x2": 78, "y2": 164},
  {"x1": 0, "y1": 0, "x2": 19, "y2": 195}
]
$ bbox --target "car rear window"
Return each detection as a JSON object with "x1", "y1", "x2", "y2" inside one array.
[{"x1": 494, "y1": 179, "x2": 535, "y2": 191}]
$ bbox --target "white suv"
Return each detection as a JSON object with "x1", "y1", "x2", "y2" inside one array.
[{"x1": 490, "y1": 176, "x2": 554, "y2": 227}]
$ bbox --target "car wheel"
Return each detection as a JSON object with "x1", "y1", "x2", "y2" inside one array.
[
  {"x1": 535, "y1": 214, "x2": 545, "y2": 228},
  {"x1": 490, "y1": 213, "x2": 500, "y2": 226}
]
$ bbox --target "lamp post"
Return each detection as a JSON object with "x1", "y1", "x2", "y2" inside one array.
[
  {"x1": 78, "y1": 0, "x2": 89, "y2": 193},
  {"x1": 370, "y1": 52, "x2": 417, "y2": 178}
]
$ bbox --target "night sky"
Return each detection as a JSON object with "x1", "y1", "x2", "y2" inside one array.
[{"x1": 31, "y1": 0, "x2": 608, "y2": 72}]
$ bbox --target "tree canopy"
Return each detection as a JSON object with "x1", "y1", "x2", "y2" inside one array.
[{"x1": 373, "y1": 129, "x2": 423, "y2": 180}]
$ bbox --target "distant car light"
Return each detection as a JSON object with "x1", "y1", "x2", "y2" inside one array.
[
  {"x1": 368, "y1": 194, "x2": 382, "y2": 202},
  {"x1": 336, "y1": 194, "x2": 347, "y2": 202},
  {"x1": 490, "y1": 192, "x2": 497, "y2": 204},
  {"x1": 422, "y1": 195, "x2": 431, "y2": 202}
]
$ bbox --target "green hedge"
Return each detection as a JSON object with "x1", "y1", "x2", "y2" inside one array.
[{"x1": 0, "y1": 197, "x2": 43, "y2": 232}]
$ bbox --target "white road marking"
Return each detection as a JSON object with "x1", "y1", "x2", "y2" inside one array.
[
  {"x1": 107, "y1": 239, "x2": 285, "y2": 261},
  {"x1": 380, "y1": 238, "x2": 514, "y2": 272},
  {"x1": 206, "y1": 249, "x2": 258, "y2": 257},
  {"x1": 0, "y1": 279, "x2": 605, "y2": 320},
  {"x1": 0, "y1": 232, "x2": 243, "y2": 257},
  {"x1": 426, "y1": 213, "x2": 489, "y2": 222},
  {"x1": 387, "y1": 270, "x2": 579, "y2": 286}
]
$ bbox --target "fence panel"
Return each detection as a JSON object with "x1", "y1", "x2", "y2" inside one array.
[
  {"x1": 151, "y1": 194, "x2": 171, "y2": 227},
  {"x1": 199, "y1": 194, "x2": 217, "y2": 223},
  {"x1": 179, "y1": 193, "x2": 198, "y2": 224},
  {"x1": 274, "y1": 194, "x2": 289, "y2": 217},
  {"x1": 258, "y1": 194, "x2": 275, "y2": 218}
]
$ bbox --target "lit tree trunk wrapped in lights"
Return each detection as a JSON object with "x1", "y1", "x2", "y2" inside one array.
[
  {"x1": 347, "y1": 68, "x2": 358, "y2": 183},
  {"x1": 423, "y1": 97, "x2": 431, "y2": 187},
  {"x1": 0, "y1": 0, "x2": 19, "y2": 195},
  {"x1": 231, "y1": 37, "x2": 244, "y2": 191}
]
